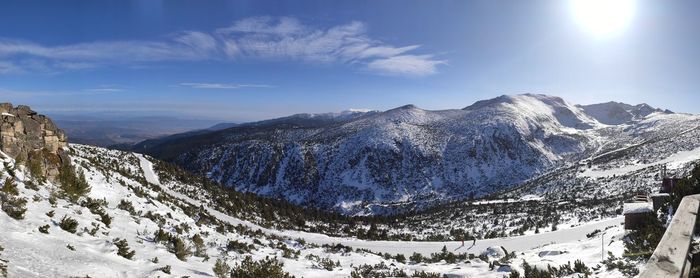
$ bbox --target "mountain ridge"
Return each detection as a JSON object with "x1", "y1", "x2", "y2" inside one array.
[{"x1": 131, "y1": 94, "x2": 683, "y2": 215}]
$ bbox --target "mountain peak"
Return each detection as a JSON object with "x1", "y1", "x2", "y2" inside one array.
[
  {"x1": 462, "y1": 94, "x2": 598, "y2": 130},
  {"x1": 463, "y1": 93, "x2": 566, "y2": 110},
  {"x1": 396, "y1": 104, "x2": 419, "y2": 110},
  {"x1": 578, "y1": 101, "x2": 671, "y2": 125}
]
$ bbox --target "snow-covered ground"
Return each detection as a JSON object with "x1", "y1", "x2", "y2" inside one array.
[
  {"x1": 580, "y1": 145, "x2": 700, "y2": 178},
  {"x1": 0, "y1": 146, "x2": 631, "y2": 277},
  {"x1": 139, "y1": 154, "x2": 631, "y2": 277},
  {"x1": 140, "y1": 154, "x2": 623, "y2": 257}
]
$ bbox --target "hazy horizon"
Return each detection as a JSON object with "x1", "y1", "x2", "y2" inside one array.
[{"x1": 28, "y1": 92, "x2": 682, "y2": 124}]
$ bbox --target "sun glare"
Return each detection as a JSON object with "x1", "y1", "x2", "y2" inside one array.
[{"x1": 570, "y1": 0, "x2": 636, "y2": 38}]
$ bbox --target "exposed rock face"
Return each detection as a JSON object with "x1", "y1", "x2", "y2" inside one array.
[{"x1": 0, "y1": 103, "x2": 68, "y2": 180}]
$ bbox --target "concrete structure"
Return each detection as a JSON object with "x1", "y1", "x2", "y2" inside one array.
[
  {"x1": 651, "y1": 193, "x2": 671, "y2": 211},
  {"x1": 661, "y1": 177, "x2": 682, "y2": 193},
  {"x1": 623, "y1": 202, "x2": 654, "y2": 230}
]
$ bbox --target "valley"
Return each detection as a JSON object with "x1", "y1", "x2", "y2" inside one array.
[
  {"x1": 1, "y1": 96, "x2": 698, "y2": 277},
  {"x1": 3, "y1": 2, "x2": 698, "y2": 276}
]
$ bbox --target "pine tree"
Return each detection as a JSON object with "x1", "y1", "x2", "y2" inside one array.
[
  {"x1": 0, "y1": 178, "x2": 27, "y2": 220},
  {"x1": 410, "y1": 252, "x2": 423, "y2": 263},
  {"x1": 1, "y1": 178, "x2": 17, "y2": 196},
  {"x1": 213, "y1": 259, "x2": 231, "y2": 278},
  {"x1": 192, "y1": 234, "x2": 206, "y2": 257},
  {"x1": 170, "y1": 236, "x2": 192, "y2": 262},
  {"x1": 153, "y1": 228, "x2": 168, "y2": 243},
  {"x1": 26, "y1": 152, "x2": 45, "y2": 183},
  {"x1": 230, "y1": 256, "x2": 292, "y2": 278},
  {"x1": 58, "y1": 161, "x2": 91, "y2": 202}
]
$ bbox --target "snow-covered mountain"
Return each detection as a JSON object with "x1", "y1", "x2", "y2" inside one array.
[
  {"x1": 577, "y1": 101, "x2": 672, "y2": 125},
  {"x1": 0, "y1": 143, "x2": 631, "y2": 278},
  {"x1": 131, "y1": 93, "x2": 694, "y2": 215},
  {"x1": 0, "y1": 102, "x2": 672, "y2": 277}
]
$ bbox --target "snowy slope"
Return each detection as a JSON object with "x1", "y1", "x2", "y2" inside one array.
[
  {"x1": 578, "y1": 102, "x2": 671, "y2": 125},
  {"x1": 0, "y1": 144, "x2": 630, "y2": 277},
  {"x1": 137, "y1": 94, "x2": 639, "y2": 215},
  {"x1": 139, "y1": 152, "x2": 623, "y2": 256}
]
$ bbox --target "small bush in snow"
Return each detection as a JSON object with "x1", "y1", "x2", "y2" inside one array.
[
  {"x1": 0, "y1": 177, "x2": 27, "y2": 219},
  {"x1": 38, "y1": 224, "x2": 50, "y2": 234},
  {"x1": 153, "y1": 228, "x2": 172, "y2": 244},
  {"x1": 113, "y1": 238, "x2": 136, "y2": 260},
  {"x1": 87, "y1": 223, "x2": 100, "y2": 236},
  {"x1": 350, "y1": 262, "x2": 439, "y2": 278},
  {"x1": 281, "y1": 246, "x2": 299, "y2": 259},
  {"x1": 603, "y1": 252, "x2": 639, "y2": 277},
  {"x1": 226, "y1": 239, "x2": 254, "y2": 254},
  {"x1": 159, "y1": 265, "x2": 171, "y2": 274},
  {"x1": 48, "y1": 193, "x2": 57, "y2": 206},
  {"x1": 1, "y1": 195, "x2": 27, "y2": 220},
  {"x1": 25, "y1": 180, "x2": 39, "y2": 191},
  {"x1": 59, "y1": 215, "x2": 79, "y2": 233},
  {"x1": 318, "y1": 257, "x2": 339, "y2": 271},
  {"x1": 0, "y1": 244, "x2": 7, "y2": 278},
  {"x1": 586, "y1": 229, "x2": 601, "y2": 238},
  {"x1": 2, "y1": 162, "x2": 14, "y2": 178},
  {"x1": 81, "y1": 198, "x2": 112, "y2": 228},
  {"x1": 117, "y1": 199, "x2": 136, "y2": 215},
  {"x1": 230, "y1": 256, "x2": 292, "y2": 278},
  {"x1": 410, "y1": 252, "x2": 423, "y2": 263},
  {"x1": 573, "y1": 259, "x2": 592, "y2": 276}
]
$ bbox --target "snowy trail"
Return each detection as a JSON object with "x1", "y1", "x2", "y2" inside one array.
[
  {"x1": 138, "y1": 155, "x2": 623, "y2": 256},
  {"x1": 580, "y1": 145, "x2": 700, "y2": 178}
]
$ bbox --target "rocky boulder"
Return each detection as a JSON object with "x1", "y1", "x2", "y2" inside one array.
[{"x1": 0, "y1": 103, "x2": 68, "y2": 180}]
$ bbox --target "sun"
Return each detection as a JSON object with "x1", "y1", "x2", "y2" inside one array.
[{"x1": 570, "y1": 0, "x2": 636, "y2": 37}]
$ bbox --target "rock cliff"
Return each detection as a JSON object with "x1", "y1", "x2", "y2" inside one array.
[{"x1": 0, "y1": 103, "x2": 68, "y2": 180}]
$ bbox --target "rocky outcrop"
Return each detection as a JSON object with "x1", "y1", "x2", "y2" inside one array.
[{"x1": 0, "y1": 103, "x2": 68, "y2": 180}]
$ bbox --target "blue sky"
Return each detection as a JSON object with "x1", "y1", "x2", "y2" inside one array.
[{"x1": 0, "y1": 0, "x2": 699, "y2": 121}]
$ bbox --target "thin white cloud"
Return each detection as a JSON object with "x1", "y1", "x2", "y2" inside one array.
[
  {"x1": 0, "y1": 61, "x2": 20, "y2": 73},
  {"x1": 179, "y1": 82, "x2": 275, "y2": 89},
  {"x1": 367, "y1": 55, "x2": 447, "y2": 76},
  {"x1": 0, "y1": 17, "x2": 445, "y2": 77},
  {"x1": 218, "y1": 16, "x2": 306, "y2": 35},
  {"x1": 84, "y1": 85, "x2": 125, "y2": 93},
  {"x1": 0, "y1": 34, "x2": 217, "y2": 65}
]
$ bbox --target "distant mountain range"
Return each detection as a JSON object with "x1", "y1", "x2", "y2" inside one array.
[{"x1": 132, "y1": 94, "x2": 693, "y2": 215}]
